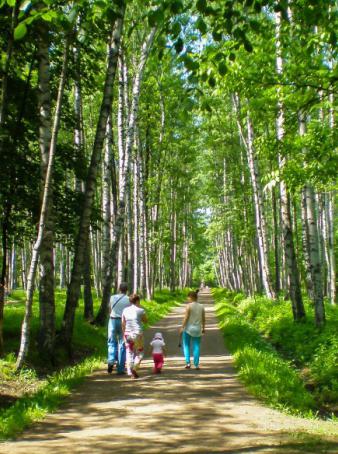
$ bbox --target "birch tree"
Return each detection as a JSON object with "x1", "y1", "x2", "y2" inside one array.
[
  {"x1": 60, "y1": 5, "x2": 126, "y2": 345},
  {"x1": 16, "y1": 37, "x2": 70, "y2": 369}
]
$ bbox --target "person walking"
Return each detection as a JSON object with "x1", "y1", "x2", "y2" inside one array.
[
  {"x1": 122, "y1": 293, "x2": 148, "y2": 379},
  {"x1": 107, "y1": 282, "x2": 130, "y2": 375},
  {"x1": 181, "y1": 290, "x2": 205, "y2": 370},
  {"x1": 150, "y1": 332, "x2": 166, "y2": 374}
]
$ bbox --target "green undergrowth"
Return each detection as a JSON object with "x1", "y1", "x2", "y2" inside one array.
[
  {"x1": 213, "y1": 288, "x2": 338, "y2": 419},
  {"x1": 0, "y1": 288, "x2": 185, "y2": 440}
]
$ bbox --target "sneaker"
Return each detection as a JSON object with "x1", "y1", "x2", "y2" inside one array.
[
  {"x1": 195, "y1": 366, "x2": 200, "y2": 370},
  {"x1": 107, "y1": 364, "x2": 114, "y2": 374},
  {"x1": 185, "y1": 364, "x2": 191, "y2": 369},
  {"x1": 131, "y1": 369, "x2": 139, "y2": 379}
]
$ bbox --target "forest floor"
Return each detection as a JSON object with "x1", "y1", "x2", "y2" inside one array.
[{"x1": 1, "y1": 289, "x2": 337, "y2": 453}]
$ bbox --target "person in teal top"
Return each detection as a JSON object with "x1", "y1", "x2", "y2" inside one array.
[{"x1": 180, "y1": 290, "x2": 205, "y2": 370}]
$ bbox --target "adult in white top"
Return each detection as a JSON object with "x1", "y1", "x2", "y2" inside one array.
[
  {"x1": 107, "y1": 282, "x2": 130, "y2": 374},
  {"x1": 181, "y1": 290, "x2": 205, "y2": 370},
  {"x1": 122, "y1": 293, "x2": 147, "y2": 378}
]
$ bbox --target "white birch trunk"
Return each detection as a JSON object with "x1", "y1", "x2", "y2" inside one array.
[
  {"x1": 16, "y1": 38, "x2": 70, "y2": 369},
  {"x1": 275, "y1": 11, "x2": 305, "y2": 320},
  {"x1": 299, "y1": 114, "x2": 325, "y2": 324}
]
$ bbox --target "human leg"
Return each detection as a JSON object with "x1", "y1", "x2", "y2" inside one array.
[
  {"x1": 107, "y1": 318, "x2": 118, "y2": 371},
  {"x1": 152, "y1": 353, "x2": 164, "y2": 373},
  {"x1": 192, "y1": 336, "x2": 201, "y2": 368},
  {"x1": 182, "y1": 331, "x2": 191, "y2": 366},
  {"x1": 133, "y1": 334, "x2": 144, "y2": 372},
  {"x1": 124, "y1": 333, "x2": 135, "y2": 376},
  {"x1": 114, "y1": 319, "x2": 126, "y2": 373}
]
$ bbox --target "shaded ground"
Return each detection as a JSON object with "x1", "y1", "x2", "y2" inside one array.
[{"x1": 1, "y1": 290, "x2": 337, "y2": 453}]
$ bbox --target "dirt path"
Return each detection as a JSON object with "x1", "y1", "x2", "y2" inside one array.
[{"x1": 2, "y1": 290, "x2": 337, "y2": 453}]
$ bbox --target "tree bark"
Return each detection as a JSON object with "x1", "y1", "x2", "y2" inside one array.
[
  {"x1": 298, "y1": 113, "x2": 325, "y2": 325},
  {"x1": 275, "y1": 11, "x2": 305, "y2": 320},
  {"x1": 60, "y1": 8, "x2": 125, "y2": 343},
  {"x1": 16, "y1": 37, "x2": 70, "y2": 369},
  {"x1": 37, "y1": 20, "x2": 56, "y2": 364},
  {"x1": 96, "y1": 27, "x2": 156, "y2": 324}
]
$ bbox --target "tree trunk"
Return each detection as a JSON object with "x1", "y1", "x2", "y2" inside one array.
[
  {"x1": 83, "y1": 238, "x2": 94, "y2": 321},
  {"x1": 301, "y1": 186, "x2": 314, "y2": 299},
  {"x1": 275, "y1": 11, "x2": 305, "y2": 321},
  {"x1": 133, "y1": 159, "x2": 139, "y2": 292},
  {"x1": 102, "y1": 114, "x2": 112, "y2": 297},
  {"x1": 272, "y1": 187, "x2": 281, "y2": 294},
  {"x1": 96, "y1": 27, "x2": 156, "y2": 324},
  {"x1": 299, "y1": 113, "x2": 325, "y2": 324},
  {"x1": 16, "y1": 37, "x2": 70, "y2": 369},
  {"x1": 37, "y1": 20, "x2": 56, "y2": 364},
  {"x1": 60, "y1": 8, "x2": 125, "y2": 343}
]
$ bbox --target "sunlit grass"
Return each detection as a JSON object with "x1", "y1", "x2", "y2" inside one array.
[
  {"x1": 0, "y1": 288, "x2": 186, "y2": 440},
  {"x1": 213, "y1": 288, "x2": 318, "y2": 417}
]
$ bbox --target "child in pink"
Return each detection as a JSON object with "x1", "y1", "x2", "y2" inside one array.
[{"x1": 150, "y1": 332, "x2": 166, "y2": 374}]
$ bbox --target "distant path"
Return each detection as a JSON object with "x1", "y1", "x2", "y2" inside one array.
[{"x1": 2, "y1": 289, "x2": 337, "y2": 453}]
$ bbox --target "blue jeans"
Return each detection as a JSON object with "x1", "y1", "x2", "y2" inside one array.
[
  {"x1": 182, "y1": 331, "x2": 201, "y2": 367},
  {"x1": 107, "y1": 318, "x2": 126, "y2": 373}
]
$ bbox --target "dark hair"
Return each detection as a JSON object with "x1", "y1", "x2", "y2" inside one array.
[
  {"x1": 188, "y1": 291, "x2": 198, "y2": 301},
  {"x1": 129, "y1": 293, "x2": 140, "y2": 305},
  {"x1": 119, "y1": 282, "x2": 128, "y2": 293}
]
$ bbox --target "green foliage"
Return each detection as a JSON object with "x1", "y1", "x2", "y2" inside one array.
[
  {"x1": 214, "y1": 288, "x2": 338, "y2": 416},
  {"x1": 0, "y1": 288, "x2": 185, "y2": 440},
  {"x1": 0, "y1": 355, "x2": 101, "y2": 440},
  {"x1": 213, "y1": 288, "x2": 317, "y2": 417}
]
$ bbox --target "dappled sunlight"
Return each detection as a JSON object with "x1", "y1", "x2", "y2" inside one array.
[{"x1": 3, "y1": 290, "x2": 337, "y2": 454}]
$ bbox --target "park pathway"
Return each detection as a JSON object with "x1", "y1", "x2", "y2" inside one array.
[{"x1": 1, "y1": 289, "x2": 337, "y2": 453}]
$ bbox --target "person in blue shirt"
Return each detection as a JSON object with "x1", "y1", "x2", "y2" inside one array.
[{"x1": 107, "y1": 282, "x2": 130, "y2": 375}]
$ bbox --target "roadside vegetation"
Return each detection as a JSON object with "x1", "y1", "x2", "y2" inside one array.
[
  {"x1": 213, "y1": 288, "x2": 338, "y2": 419},
  {"x1": 0, "y1": 289, "x2": 184, "y2": 440}
]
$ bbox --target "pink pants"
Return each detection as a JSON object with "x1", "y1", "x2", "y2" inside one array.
[{"x1": 152, "y1": 353, "x2": 164, "y2": 373}]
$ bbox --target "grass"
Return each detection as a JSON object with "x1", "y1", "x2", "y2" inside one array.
[
  {"x1": 0, "y1": 288, "x2": 186, "y2": 440},
  {"x1": 213, "y1": 288, "x2": 329, "y2": 418}
]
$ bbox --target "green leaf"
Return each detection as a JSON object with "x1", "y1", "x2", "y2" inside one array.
[
  {"x1": 171, "y1": 21, "x2": 181, "y2": 38},
  {"x1": 106, "y1": 6, "x2": 118, "y2": 23},
  {"x1": 212, "y1": 30, "x2": 222, "y2": 41},
  {"x1": 243, "y1": 39, "x2": 253, "y2": 53},
  {"x1": 148, "y1": 8, "x2": 164, "y2": 27},
  {"x1": 196, "y1": 0, "x2": 207, "y2": 13},
  {"x1": 6, "y1": 0, "x2": 16, "y2": 6},
  {"x1": 196, "y1": 17, "x2": 207, "y2": 35},
  {"x1": 201, "y1": 101, "x2": 212, "y2": 112},
  {"x1": 214, "y1": 52, "x2": 224, "y2": 62},
  {"x1": 208, "y1": 75, "x2": 216, "y2": 87},
  {"x1": 218, "y1": 61, "x2": 227, "y2": 76},
  {"x1": 183, "y1": 55, "x2": 199, "y2": 71},
  {"x1": 14, "y1": 22, "x2": 27, "y2": 40},
  {"x1": 329, "y1": 31, "x2": 336, "y2": 47},
  {"x1": 174, "y1": 37, "x2": 184, "y2": 54},
  {"x1": 171, "y1": 0, "x2": 183, "y2": 14}
]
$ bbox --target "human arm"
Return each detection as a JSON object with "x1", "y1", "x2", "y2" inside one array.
[
  {"x1": 202, "y1": 307, "x2": 206, "y2": 334},
  {"x1": 122, "y1": 314, "x2": 126, "y2": 333}
]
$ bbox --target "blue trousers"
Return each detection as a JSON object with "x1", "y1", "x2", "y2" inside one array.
[
  {"x1": 107, "y1": 318, "x2": 126, "y2": 373},
  {"x1": 182, "y1": 331, "x2": 201, "y2": 367}
]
